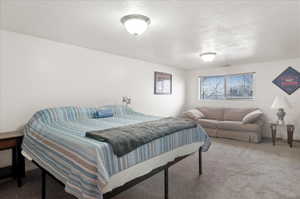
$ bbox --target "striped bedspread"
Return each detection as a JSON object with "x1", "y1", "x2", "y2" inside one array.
[{"x1": 22, "y1": 105, "x2": 211, "y2": 199}]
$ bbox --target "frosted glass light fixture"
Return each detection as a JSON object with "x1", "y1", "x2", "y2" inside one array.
[
  {"x1": 200, "y1": 52, "x2": 217, "y2": 62},
  {"x1": 121, "y1": 14, "x2": 151, "y2": 36}
]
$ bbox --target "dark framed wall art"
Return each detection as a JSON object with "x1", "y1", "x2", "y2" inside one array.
[
  {"x1": 272, "y1": 66, "x2": 300, "y2": 95},
  {"x1": 154, "y1": 72, "x2": 172, "y2": 95}
]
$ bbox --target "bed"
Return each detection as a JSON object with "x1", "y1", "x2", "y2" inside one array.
[{"x1": 22, "y1": 105, "x2": 211, "y2": 199}]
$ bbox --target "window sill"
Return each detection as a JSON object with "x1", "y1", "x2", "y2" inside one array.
[{"x1": 198, "y1": 98, "x2": 256, "y2": 101}]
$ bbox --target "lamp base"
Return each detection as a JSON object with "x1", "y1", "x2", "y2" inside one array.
[
  {"x1": 276, "y1": 108, "x2": 286, "y2": 124},
  {"x1": 277, "y1": 120, "x2": 285, "y2": 125}
]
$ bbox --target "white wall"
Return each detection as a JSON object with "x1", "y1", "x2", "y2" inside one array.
[
  {"x1": 185, "y1": 58, "x2": 300, "y2": 139},
  {"x1": 0, "y1": 30, "x2": 186, "y2": 132}
]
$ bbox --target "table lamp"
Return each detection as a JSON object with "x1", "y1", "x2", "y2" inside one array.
[{"x1": 271, "y1": 96, "x2": 292, "y2": 124}]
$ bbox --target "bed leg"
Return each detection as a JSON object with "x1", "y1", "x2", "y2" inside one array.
[
  {"x1": 42, "y1": 169, "x2": 46, "y2": 199},
  {"x1": 199, "y1": 147, "x2": 202, "y2": 176},
  {"x1": 164, "y1": 168, "x2": 168, "y2": 199}
]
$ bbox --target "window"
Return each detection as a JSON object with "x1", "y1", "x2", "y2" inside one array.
[
  {"x1": 199, "y1": 73, "x2": 254, "y2": 100},
  {"x1": 226, "y1": 73, "x2": 254, "y2": 99},
  {"x1": 200, "y1": 76, "x2": 225, "y2": 100}
]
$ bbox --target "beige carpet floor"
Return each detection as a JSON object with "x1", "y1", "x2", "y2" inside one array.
[{"x1": 1, "y1": 138, "x2": 300, "y2": 199}]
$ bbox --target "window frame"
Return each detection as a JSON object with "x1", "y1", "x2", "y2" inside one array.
[{"x1": 198, "y1": 72, "x2": 256, "y2": 101}]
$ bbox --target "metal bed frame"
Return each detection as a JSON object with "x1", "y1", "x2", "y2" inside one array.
[{"x1": 33, "y1": 147, "x2": 202, "y2": 199}]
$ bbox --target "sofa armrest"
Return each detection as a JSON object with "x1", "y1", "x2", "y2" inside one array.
[
  {"x1": 255, "y1": 118, "x2": 265, "y2": 127},
  {"x1": 254, "y1": 118, "x2": 265, "y2": 140}
]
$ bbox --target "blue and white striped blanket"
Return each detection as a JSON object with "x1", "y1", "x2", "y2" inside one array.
[{"x1": 22, "y1": 105, "x2": 211, "y2": 199}]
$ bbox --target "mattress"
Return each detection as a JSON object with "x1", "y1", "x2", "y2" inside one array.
[
  {"x1": 22, "y1": 105, "x2": 211, "y2": 199},
  {"x1": 22, "y1": 142, "x2": 202, "y2": 193}
]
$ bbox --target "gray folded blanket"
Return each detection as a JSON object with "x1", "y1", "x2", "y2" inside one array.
[{"x1": 86, "y1": 117, "x2": 197, "y2": 157}]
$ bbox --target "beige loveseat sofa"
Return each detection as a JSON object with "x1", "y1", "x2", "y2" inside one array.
[{"x1": 185, "y1": 107, "x2": 264, "y2": 143}]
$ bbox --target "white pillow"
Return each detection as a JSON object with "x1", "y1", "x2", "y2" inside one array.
[
  {"x1": 183, "y1": 109, "x2": 204, "y2": 120},
  {"x1": 242, "y1": 110, "x2": 263, "y2": 124}
]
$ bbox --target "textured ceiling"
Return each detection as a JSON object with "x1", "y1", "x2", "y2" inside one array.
[{"x1": 1, "y1": 0, "x2": 300, "y2": 69}]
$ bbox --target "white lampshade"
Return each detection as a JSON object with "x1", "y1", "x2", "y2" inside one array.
[
  {"x1": 271, "y1": 96, "x2": 292, "y2": 109},
  {"x1": 121, "y1": 14, "x2": 151, "y2": 36}
]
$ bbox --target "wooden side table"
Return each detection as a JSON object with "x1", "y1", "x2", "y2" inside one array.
[
  {"x1": 270, "y1": 123, "x2": 295, "y2": 148},
  {"x1": 287, "y1": 124, "x2": 295, "y2": 148},
  {"x1": 0, "y1": 131, "x2": 25, "y2": 187}
]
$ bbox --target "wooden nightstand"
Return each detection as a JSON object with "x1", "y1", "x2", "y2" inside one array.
[
  {"x1": 0, "y1": 131, "x2": 25, "y2": 187},
  {"x1": 270, "y1": 123, "x2": 295, "y2": 148}
]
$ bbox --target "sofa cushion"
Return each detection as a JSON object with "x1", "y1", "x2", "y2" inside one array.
[
  {"x1": 198, "y1": 119, "x2": 219, "y2": 129},
  {"x1": 217, "y1": 121, "x2": 260, "y2": 132},
  {"x1": 197, "y1": 107, "x2": 224, "y2": 120},
  {"x1": 183, "y1": 109, "x2": 204, "y2": 120},
  {"x1": 223, "y1": 108, "x2": 257, "y2": 121},
  {"x1": 242, "y1": 110, "x2": 263, "y2": 124}
]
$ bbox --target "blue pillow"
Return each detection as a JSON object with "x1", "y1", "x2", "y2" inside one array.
[{"x1": 93, "y1": 108, "x2": 114, "y2": 118}]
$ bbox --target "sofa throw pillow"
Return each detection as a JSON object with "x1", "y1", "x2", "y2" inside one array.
[
  {"x1": 93, "y1": 108, "x2": 114, "y2": 119},
  {"x1": 242, "y1": 110, "x2": 263, "y2": 124},
  {"x1": 183, "y1": 109, "x2": 204, "y2": 120}
]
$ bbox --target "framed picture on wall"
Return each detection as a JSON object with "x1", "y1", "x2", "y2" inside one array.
[
  {"x1": 154, "y1": 72, "x2": 172, "y2": 95},
  {"x1": 272, "y1": 66, "x2": 300, "y2": 95}
]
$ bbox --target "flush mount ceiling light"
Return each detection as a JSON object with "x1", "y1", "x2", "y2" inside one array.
[
  {"x1": 200, "y1": 52, "x2": 217, "y2": 62},
  {"x1": 121, "y1": 14, "x2": 151, "y2": 36}
]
